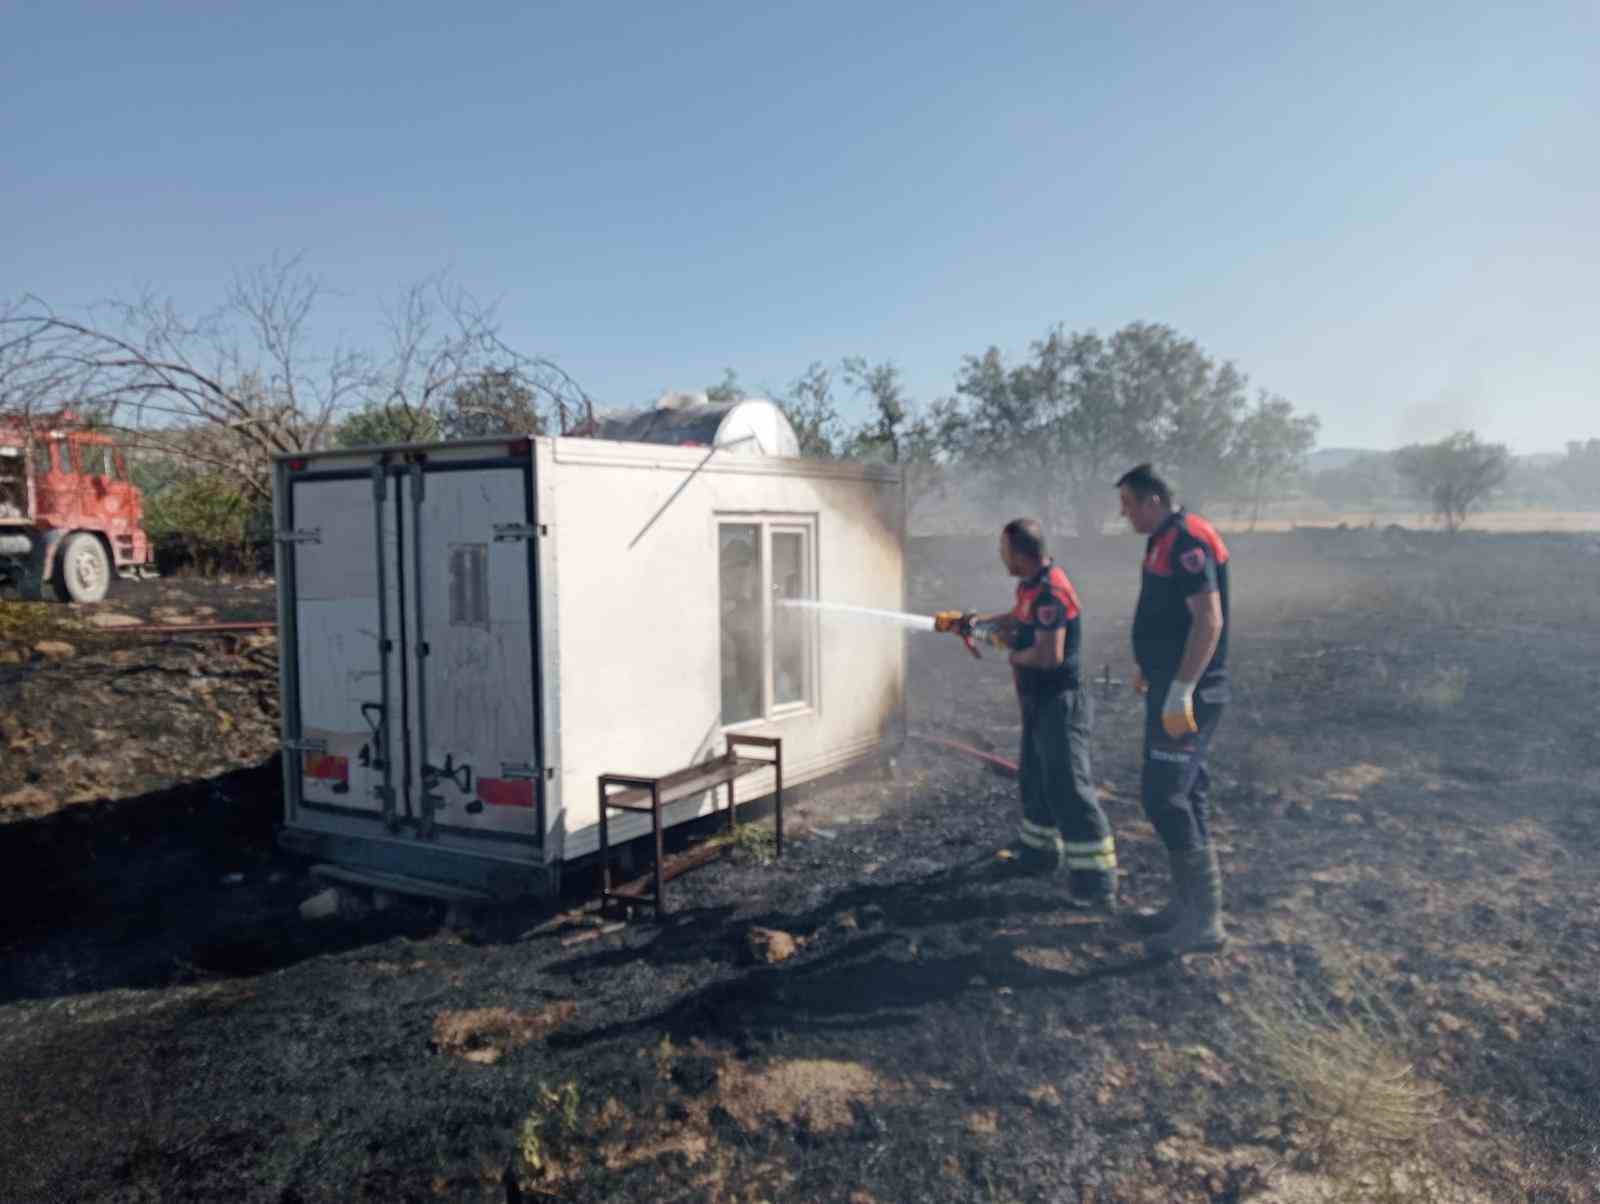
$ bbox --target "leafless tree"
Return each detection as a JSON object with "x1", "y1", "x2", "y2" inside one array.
[
  {"x1": 371, "y1": 275, "x2": 593, "y2": 439},
  {"x1": 3, "y1": 259, "x2": 594, "y2": 500},
  {"x1": 0, "y1": 295, "x2": 114, "y2": 432},
  {"x1": 1, "y1": 258, "x2": 367, "y2": 499}
]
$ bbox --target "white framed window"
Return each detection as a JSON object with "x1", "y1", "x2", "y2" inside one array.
[{"x1": 718, "y1": 515, "x2": 817, "y2": 726}]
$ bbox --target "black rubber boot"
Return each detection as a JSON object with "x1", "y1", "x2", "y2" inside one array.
[
  {"x1": 983, "y1": 842, "x2": 1063, "y2": 881},
  {"x1": 1065, "y1": 869, "x2": 1118, "y2": 914},
  {"x1": 1012, "y1": 842, "x2": 1064, "y2": 876},
  {"x1": 1124, "y1": 849, "x2": 1182, "y2": 935},
  {"x1": 1144, "y1": 845, "x2": 1227, "y2": 959}
]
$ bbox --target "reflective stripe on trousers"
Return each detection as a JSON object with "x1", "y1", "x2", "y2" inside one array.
[
  {"x1": 1018, "y1": 817, "x2": 1063, "y2": 852},
  {"x1": 1063, "y1": 836, "x2": 1117, "y2": 872}
]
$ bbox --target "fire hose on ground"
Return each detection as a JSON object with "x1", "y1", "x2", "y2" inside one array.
[{"x1": 110, "y1": 620, "x2": 279, "y2": 637}]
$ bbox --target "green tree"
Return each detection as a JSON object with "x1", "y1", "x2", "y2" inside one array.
[
  {"x1": 1043, "y1": 325, "x2": 1164, "y2": 539},
  {"x1": 777, "y1": 362, "x2": 845, "y2": 459},
  {"x1": 841, "y1": 356, "x2": 908, "y2": 463},
  {"x1": 954, "y1": 321, "x2": 1317, "y2": 537},
  {"x1": 1393, "y1": 431, "x2": 1511, "y2": 532},
  {"x1": 1231, "y1": 392, "x2": 1321, "y2": 529},
  {"x1": 1125, "y1": 325, "x2": 1251, "y2": 510},
  {"x1": 438, "y1": 368, "x2": 543, "y2": 439},
  {"x1": 334, "y1": 402, "x2": 439, "y2": 447},
  {"x1": 704, "y1": 368, "x2": 744, "y2": 404},
  {"x1": 137, "y1": 462, "x2": 269, "y2": 573},
  {"x1": 956, "y1": 344, "x2": 1073, "y2": 532},
  {"x1": 956, "y1": 322, "x2": 1260, "y2": 538},
  {"x1": 830, "y1": 357, "x2": 969, "y2": 522}
]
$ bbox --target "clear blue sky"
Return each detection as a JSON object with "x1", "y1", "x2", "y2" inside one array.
[{"x1": 6, "y1": 0, "x2": 1596, "y2": 452}]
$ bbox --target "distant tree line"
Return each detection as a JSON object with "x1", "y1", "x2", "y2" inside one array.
[
  {"x1": 2, "y1": 259, "x2": 1591, "y2": 566},
  {"x1": 727, "y1": 321, "x2": 1322, "y2": 538},
  {"x1": 1306, "y1": 434, "x2": 1600, "y2": 530}
]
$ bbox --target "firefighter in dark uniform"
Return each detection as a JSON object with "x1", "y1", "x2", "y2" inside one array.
[
  {"x1": 970, "y1": 519, "x2": 1118, "y2": 906},
  {"x1": 1116, "y1": 464, "x2": 1231, "y2": 957}
]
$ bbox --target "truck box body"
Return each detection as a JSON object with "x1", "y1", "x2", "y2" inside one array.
[{"x1": 272, "y1": 433, "x2": 906, "y2": 898}]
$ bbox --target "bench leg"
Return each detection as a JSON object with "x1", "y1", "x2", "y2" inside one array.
[
  {"x1": 651, "y1": 783, "x2": 665, "y2": 917},
  {"x1": 774, "y1": 742, "x2": 784, "y2": 860},
  {"x1": 598, "y1": 779, "x2": 611, "y2": 897}
]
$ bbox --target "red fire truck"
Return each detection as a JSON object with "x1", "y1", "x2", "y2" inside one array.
[{"x1": 0, "y1": 411, "x2": 157, "y2": 602}]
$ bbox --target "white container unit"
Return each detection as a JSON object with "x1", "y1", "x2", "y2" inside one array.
[{"x1": 272, "y1": 425, "x2": 905, "y2": 899}]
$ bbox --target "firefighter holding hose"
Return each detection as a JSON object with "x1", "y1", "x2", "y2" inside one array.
[
  {"x1": 939, "y1": 519, "x2": 1118, "y2": 907},
  {"x1": 1116, "y1": 463, "x2": 1230, "y2": 958}
]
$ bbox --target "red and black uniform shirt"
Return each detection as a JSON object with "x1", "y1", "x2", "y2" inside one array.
[
  {"x1": 1132, "y1": 509, "x2": 1230, "y2": 685},
  {"x1": 1011, "y1": 560, "x2": 1082, "y2": 694}
]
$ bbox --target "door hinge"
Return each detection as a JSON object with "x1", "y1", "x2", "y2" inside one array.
[
  {"x1": 276, "y1": 528, "x2": 322, "y2": 546},
  {"x1": 492, "y1": 523, "x2": 539, "y2": 542}
]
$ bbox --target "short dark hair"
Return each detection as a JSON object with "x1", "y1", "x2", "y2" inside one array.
[
  {"x1": 1002, "y1": 517, "x2": 1046, "y2": 561},
  {"x1": 1116, "y1": 463, "x2": 1172, "y2": 507}
]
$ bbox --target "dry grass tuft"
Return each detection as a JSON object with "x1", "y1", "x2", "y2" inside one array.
[
  {"x1": 1321, "y1": 762, "x2": 1388, "y2": 801},
  {"x1": 1240, "y1": 976, "x2": 1447, "y2": 1201},
  {"x1": 707, "y1": 820, "x2": 779, "y2": 864},
  {"x1": 964, "y1": 1108, "x2": 1000, "y2": 1136},
  {"x1": 431, "y1": 1002, "x2": 576, "y2": 1065},
  {"x1": 1243, "y1": 986, "x2": 1439, "y2": 1153},
  {"x1": 716, "y1": 1058, "x2": 887, "y2": 1134},
  {"x1": 0, "y1": 600, "x2": 79, "y2": 652}
]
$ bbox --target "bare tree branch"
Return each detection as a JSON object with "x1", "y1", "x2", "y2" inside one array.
[{"x1": 6, "y1": 264, "x2": 592, "y2": 506}]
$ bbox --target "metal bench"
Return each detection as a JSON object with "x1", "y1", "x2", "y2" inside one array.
[{"x1": 598, "y1": 734, "x2": 783, "y2": 917}]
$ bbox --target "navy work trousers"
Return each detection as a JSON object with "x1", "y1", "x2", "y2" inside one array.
[
  {"x1": 1018, "y1": 687, "x2": 1117, "y2": 892},
  {"x1": 1140, "y1": 683, "x2": 1225, "y2": 853}
]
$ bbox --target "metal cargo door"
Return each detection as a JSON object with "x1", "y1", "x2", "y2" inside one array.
[
  {"x1": 400, "y1": 461, "x2": 543, "y2": 847},
  {"x1": 284, "y1": 470, "x2": 403, "y2": 826}
]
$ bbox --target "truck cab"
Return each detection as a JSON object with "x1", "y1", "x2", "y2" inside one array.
[{"x1": 0, "y1": 413, "x2": 156, "y2": 602}]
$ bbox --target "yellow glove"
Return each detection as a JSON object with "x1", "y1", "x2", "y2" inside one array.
[{"x1": 1161, "y1": 678, "x2": 1199, "y2": 739}]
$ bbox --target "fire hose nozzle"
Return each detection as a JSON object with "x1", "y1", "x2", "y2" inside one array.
[{"x1": 934, "y1": 610, "x2": 1012, "y2": 658}]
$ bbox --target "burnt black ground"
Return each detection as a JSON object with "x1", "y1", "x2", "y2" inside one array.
[{"x1": 1, "y1": 531, "x2": 1598, "y2": 1203}]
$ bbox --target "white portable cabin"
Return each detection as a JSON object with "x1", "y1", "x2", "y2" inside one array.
[{"x1": 271, "y1": 403, "x2": 906, "y2": 900}]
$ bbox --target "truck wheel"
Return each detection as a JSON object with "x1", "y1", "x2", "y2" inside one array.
[{"x1": 56, "y1": 533, "x2": 111, "y2": 603}]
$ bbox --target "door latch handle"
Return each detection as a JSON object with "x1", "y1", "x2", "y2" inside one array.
[
  {"x1": 359, "y1": 702, "x2": 387, "y2": 770},
  {"x1": 424, "y1": 754, "x2": 473, "y2": 796}
]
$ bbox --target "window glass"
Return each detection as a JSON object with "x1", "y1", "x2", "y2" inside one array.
[
  {"x1": 771, "y1": 530, "x2": 811, "y2": 707},
  {"x1": 0, "y1": 448, "x2": 23, "y2": 518},
  {"x1": 62, "y1": 442, "x2": 80, "y2": 475},
  {"x1": 84, "y1": 443, "x2": 113, "y2": 476},
  {"x1": 113, "y1": 451, "x2": 129, "y2": 481},
  {"x1": 33, "y1": 442, "x2": 54, "y2": 476},
  {"x1": 719, "y1": 523, "x2": 763, "y2": 724}
]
